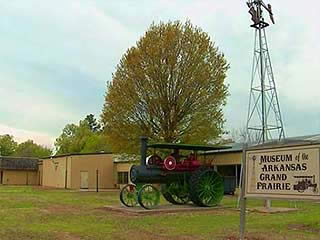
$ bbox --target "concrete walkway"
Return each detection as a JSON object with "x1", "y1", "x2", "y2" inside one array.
[{"x1": 104, "y1": 204, "x2": 223, "y2": 215}]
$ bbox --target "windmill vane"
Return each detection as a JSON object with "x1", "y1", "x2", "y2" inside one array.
[{"x1": 246, "y1": 0, "x2": 275, "y2": 29}]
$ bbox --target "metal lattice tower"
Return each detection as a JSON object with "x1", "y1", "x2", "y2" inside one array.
[{"x1": 246, "y1": 0, "x2": 285, "y2": 143}]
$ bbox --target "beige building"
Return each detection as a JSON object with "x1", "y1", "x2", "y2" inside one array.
[
  {"x1": 114, "y1": 161, "x2": 136, "y2": 188},
  {"x1": 113, "y1": 154, "x2": 140, "y2": 188},
  {"x1": 0, "y1": 157, "x2": 39, "y2": 185},
  {"x1": 204, "y1": 143, "x2": 242, "y2": 187},
  {"x1": 5, "y1": 134, "x2": 318, "y2": 191},
  {"x1": 38, "y1": 159, "x2": 43, "y2": 186},
  {"x1": 42, "y1": 152, "x2": 114, "y2": 189}
]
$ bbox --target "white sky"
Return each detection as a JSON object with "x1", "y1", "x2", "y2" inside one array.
[{"x1": 0, "y1": 0, "x2": 319, "y2": 148}]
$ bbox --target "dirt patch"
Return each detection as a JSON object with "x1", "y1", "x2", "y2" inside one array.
[
  {"x1": 112, "y1": 229, "x2": 199, "y2": 240},
  {"x1": 250, "y1": 207, "x2": 298, "y2": 214},
  {"x1": 56, "y1": 232, "x2": 81, "y2": 240},
  {"x1": 99, "y1": 204, "x2": 228, "y2": 216},
  {"x1": 0, "y1": 229, "x2": 55, "y2": 240},
  {"x1": 95, "y1": 207, "x2": 142, "y2": 217},
  {"x1": 288, "y1": 224, "x2": 320, "y2": 233},
  {"x1": 43, "y1": 205, "x2": 83, "y2": 214},
  {"x1": 223, "y1": 234, "x2": 267, "y2": 240},
  {"x1": 113, "y1": 230, "x2": 269, "y2": 240},
  {"x1": 32, "y1": 186, "x2": 62, "y2": 190}
]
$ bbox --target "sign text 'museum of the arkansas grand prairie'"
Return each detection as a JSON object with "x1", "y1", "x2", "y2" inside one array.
[{"x1": 245, "y1": 146, "x2": 320, "y2": 200}]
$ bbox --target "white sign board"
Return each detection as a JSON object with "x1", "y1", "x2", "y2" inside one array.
[{"x1": 245, "y1": 145, "x2": 320, "y2": 200}]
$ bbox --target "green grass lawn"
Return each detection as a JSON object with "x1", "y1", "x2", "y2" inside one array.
[{"x1": 0, "y1": 186, "x2": 319, "y2": 240}]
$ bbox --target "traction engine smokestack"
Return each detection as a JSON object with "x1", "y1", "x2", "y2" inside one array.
[{"x1": 140, "y1": 136, "x2": 148, "y2": 166}]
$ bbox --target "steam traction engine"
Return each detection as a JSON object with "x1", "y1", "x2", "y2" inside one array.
[
  {"x1": 293, "y1": 175, "x2": 318, "y2": 193},
  {"x1": 119, "y1": 137, "x2": 228, "y2": 209}
]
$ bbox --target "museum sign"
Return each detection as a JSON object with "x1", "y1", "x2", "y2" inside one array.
[{"x1": 245, "y1": 146, "x2": 320, "y2": 200}]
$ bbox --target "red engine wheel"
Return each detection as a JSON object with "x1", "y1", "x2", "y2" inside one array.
[
  {"x1": 147, "y1": 154, "x2": 162, "y2": 166},
  {"x1": 146, "y1": 156, "x2": 154, "y2": 165},
  {"x1": 164, "y1": 156, "x2": 176, "y2": 170}
]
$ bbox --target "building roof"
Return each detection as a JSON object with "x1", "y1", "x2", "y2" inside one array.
[
  {"x1": 148, "y1": 143, "x2": 230, "y2": 151},
  {"x1": 248, "y1": 133, "x2": 320, "y2": 150},
  {"x1": 204, "y1": 133, "x2": 320, "y2": 154},
  {"x1": 0, "y1": 156, "x2": 39, "y2": 170},
  {"x1": 113, "y1": 154, "x2": 139, "y2": 163},
  {"x1": 204, "y1": 142, "x2": 244, "y2": 154},
  {"x1": 41, "y1": 151, "x2": 112, "y2": 160}
]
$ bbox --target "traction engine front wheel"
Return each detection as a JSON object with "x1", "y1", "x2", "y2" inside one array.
[
  {"x1": 137, "y1": 184, "x2": 160, "y2": 209},
  {"x1": 120, "y1": 184, "x2": 137, "y2": 207}
]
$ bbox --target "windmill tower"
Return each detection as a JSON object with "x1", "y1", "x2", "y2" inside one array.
[{"x1": 246, "y1": 0, "x2": 285, "y2": 143}]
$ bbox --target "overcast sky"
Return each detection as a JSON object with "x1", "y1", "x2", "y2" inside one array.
[{"x1": 0, "y1": 0, "x2": 319, "y2": 148}]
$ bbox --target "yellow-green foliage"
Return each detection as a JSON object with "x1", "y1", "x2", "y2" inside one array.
[{"x1": 102, "y1": 21, "x2": 229, "y2": 153}]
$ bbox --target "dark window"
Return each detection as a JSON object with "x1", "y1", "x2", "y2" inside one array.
[
  {"x1": 217, "y1": 165, "x2": 236, "y2": 176},
  {"x1": 118, "y1": 172, "x2": 128, "y2": 184}
]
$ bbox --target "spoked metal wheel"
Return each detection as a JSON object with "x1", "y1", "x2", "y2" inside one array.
[
  {"x1": 297, "y1": 185, "x2": 305, "y2": 193},
  {"x1": 189, "y1": 168, "x2": 224, "y2": 207},
  {"x1": 137, "y1": 184, "x2": 160, "y2": 209},
  {"x1": 161, "y1": 182, "x2": 189, "y2": 205},
  {"x1": 161, "y1": 185, "x2": 176, "y2": 204},
  {"x1": 120, "y1": 184, "x2": 137, "y2": 207}
]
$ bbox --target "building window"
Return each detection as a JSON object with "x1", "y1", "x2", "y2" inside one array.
[{"x1": 118, "y1": 172, "x2": 128, "y2": 184}]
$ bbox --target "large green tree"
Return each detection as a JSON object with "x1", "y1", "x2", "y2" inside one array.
[
  {"x1": 14, "y1": 140, "x2": 52, "y2": 158},
  {"x1": 0, "y1": 134, "x2": 17, "y2": 156},
  {"x1": 55, "y1": 114, "x2": 111, "y2": 154},
  {"x1": 102, "y1": 21, "x2": 229, "y2": 153},
  {"x1": 85, "y1": 114, "x2": 102, "y2": 133},
  {"x1": 54, "y1": 123, "x2": 78, "y2": 154}
]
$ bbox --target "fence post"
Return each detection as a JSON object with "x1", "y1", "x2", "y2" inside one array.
[{"x1": 96, "y1": 169, "x2": 99, "y2": 192}]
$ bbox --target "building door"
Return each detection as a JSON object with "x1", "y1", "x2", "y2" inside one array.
[
  {"x1": 0, "y1": 171, "x2": 3, "y2": 184},
  {"x1": 80, "y1": 171, "x2": 89, "y2": 189}
]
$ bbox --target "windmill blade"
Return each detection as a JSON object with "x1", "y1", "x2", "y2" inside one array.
[
  {"x1": 247, "y1": 2, "x2": 259, "y2": 25},
  {"x1": 267, "y1": 4, "x2": 275, "y2": 24}
]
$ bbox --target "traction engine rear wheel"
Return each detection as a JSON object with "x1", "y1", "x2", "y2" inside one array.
[
  {"x1": 161, "y1": 182, "x2": 189, "y2": 205},
  {"x1": 120, "y1": 184, "x2": 137, "y2": 207},
  {"x1": 137, "y1": 184, "x2": 160, "y2": 209},
  {"x1": 161, "y1": 184, "x2": 175, "y2": 204},
  {"x1": 189, "y1": 168, "x2": 224, "y2": 207}
]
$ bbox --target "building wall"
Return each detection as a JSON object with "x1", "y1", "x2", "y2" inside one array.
[
  {"x1": 116, "y1": 162, "x2": 134, "y2": 173},
  {"x1": 70, "y1": 154, "x2": 114, "y2": 189},
  {"x1": 207, "y1": 152, "x2": 242, "y2": 165},
  {"x1": 66, "y1": 156, "x2": 72, "y2": 188},
  {"x1": 42, "y1": 157, "x2": 68, "y2": 188},
  {"x1": 1, "y1": 170, "x2": 38, "y2": 185},
  {"x1": 38, "y1": 163, "x2": 43, "y2": 186},
  {"x1": 115, "y1": 162, "x2": 135, "y2": 188}
]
